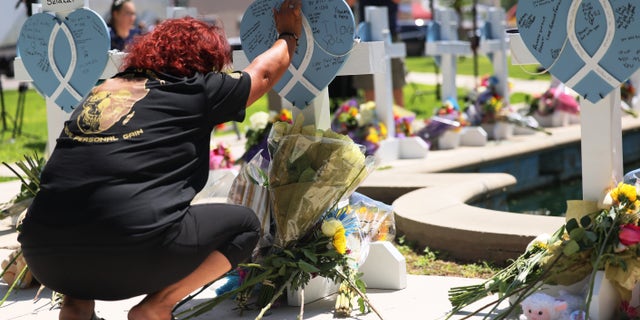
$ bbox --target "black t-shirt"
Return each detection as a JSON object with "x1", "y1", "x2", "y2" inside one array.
[{"x1": 25, "y1": 69, "x2": 250, "y2": 237}]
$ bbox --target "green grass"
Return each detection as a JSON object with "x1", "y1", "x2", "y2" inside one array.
[
  {"x1": 0, "y1": 89, "x2": 48, "y2": 164},
  {"x1": 405, "y1": 55, "x2": 551, "y2": 81},
  {"x1": 395, "y1": 236, "x2": 498, "y2": 278}
]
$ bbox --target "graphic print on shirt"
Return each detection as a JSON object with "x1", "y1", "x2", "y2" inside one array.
[{"x1": 77, "y1": 84, "x2": 148, "y2": 135}]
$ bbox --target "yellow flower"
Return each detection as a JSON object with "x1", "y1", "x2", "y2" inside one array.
[
  {"x1": 379, "y1": 123, "x2": 388, "y2": 138},
  {"x1": 610, "y1": 182, "x2": 638, "y2": 203},
  {"x1": 333, "y1": 228, "x2": 347, "y2": 254},
  {"x1": 322, "y1": 219, "x2": 344, "y2": 237},
  {"x1": 321, "y1": 219, "x2": 347, "y2": 254},
  {"x1": 366, "y1": 127, "x2": 380, "y2": 144},
  {"x1": 526, "y1": 233, "x2": 550, "y2": 252}
]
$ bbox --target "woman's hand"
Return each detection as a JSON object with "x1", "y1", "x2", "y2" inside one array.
[
  {"x1": 273, "y1": 0, "x2": 302, "y2": 39},
  {"x1": 244, "y1": 0, "x2": 303, "y2": 107}
]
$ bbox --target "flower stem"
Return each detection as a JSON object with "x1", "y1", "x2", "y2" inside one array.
[
  {"x1": 584, "y1": 220, "x2": 618, "y2": 320},
  {"x1": 256, "y1": 274, "x2": 295, "y2": 320},
  {"x1": 336, "y1": 269, "x2": 384, "y2": 320}
]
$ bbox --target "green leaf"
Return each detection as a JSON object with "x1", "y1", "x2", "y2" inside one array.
[
  {"x1": 566, "y1": 218, "x2": 579, "y2": 232},
  {"x1": 580, "y1": 215, "x2": 592, "y2": 228},
  {"x1": 584, "y1": 231, "x2": 598, "y2": 243},
  {"x1": 297, "y1": 261, "x2": 320, "y2": 273},
  {"x1": 278, "y1": 265, "x2": 287, "y2": 277},
  {"x1": 569, "y1": 228, "x2": 585, "y2": 241},
  {"x1": 271, "y1": 257, "x2": 287, "y2": 268},
  {"x1": 301, "y1": 248, "x2": 318, "y2": 264},
  {"x1": 563, "y1": 240, "x2": 581, "y2": 256}
]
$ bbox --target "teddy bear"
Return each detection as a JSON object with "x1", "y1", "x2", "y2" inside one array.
[{"x1": 519, "y1": 291, "x2": 587, "y2": 320}]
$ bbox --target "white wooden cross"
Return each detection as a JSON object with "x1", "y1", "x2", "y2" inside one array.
[
  {"x1": 425, "y1": 7, "x2": 471, "y2": 103},
  {"x1": 478, "y1": 7, "x2": 509, "y2": 103}
]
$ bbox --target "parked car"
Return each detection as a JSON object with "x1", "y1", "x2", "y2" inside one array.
[
  {"x1": 396, "y1": 2, "x2": 431, "y2": 57},
  {"x1": 396, "y1": 19, "x2": 428, "y2": 57}
]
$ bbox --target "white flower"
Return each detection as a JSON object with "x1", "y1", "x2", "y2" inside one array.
[
  {"x1": 526, "y1": 233, "x2": 550, "y2": 252},
  {"x1": 249, "y1": 112, "x2": 270, "y2": 131},
  {"x1": 321, "y1": 219, "x2": 343, "y2": 237},
  {"x1": 599, "y1": 192, "x2": 613, "y2": 210},
  {"x1": 358, "y1": 102, "x2": 376, "y2": 126}
]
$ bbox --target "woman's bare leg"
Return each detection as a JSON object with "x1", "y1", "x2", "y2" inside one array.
[
  {"x1": 127, "y1": 250, "x2": 232, "y2": 320},
  {"x1": 59, "y1": 297, "x2": 95, "y2": 320}
]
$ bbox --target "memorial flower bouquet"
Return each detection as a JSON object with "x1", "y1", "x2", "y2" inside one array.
[
  {"x1": 416, "y1": 99, "x2": 469, "y2": 148},
  {"x1": 209, "y1": 142, "x2": 234, "y2": 170},
  {"x1": 175, "y1": 116, "x2": 383, "y2": 320},
  {"x1": 331, "y1": 99, "x2": 387, "y2": 156},
  {"x1": 528, "y1": 85, "x2": 580, "y2": 117},
  {"x1": 393, "y1": 106, "x2": 415, "y2": 138},
  {"x1": 463, "y1": 75, "x2": 507, "y2": 125},
  {"x1": 447, "y1": 182, "x2": 640, "y2": 319}
]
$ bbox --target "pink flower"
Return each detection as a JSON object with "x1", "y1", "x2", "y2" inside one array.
[
  {"x1": 620, "y1": 300, "x2": 638, "y2": 318},
  {"x1": 619, "y1": 224, "x2": 640, "y2": 246}
]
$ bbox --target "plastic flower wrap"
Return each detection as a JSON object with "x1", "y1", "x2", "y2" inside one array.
[
  {"x1": 227, "y1": 152, "x2": 272, "y2": 259},
  {"x1": 416, "y1": 99, "x2": 468, "y2": 148},
  {"x1": 447, "y1": 182, "x2": 640, "y2": 319},
  {"x1": 268, "y1": 116, "x2": 377, "y2": 247},
  {"x1": 350, "y1": 192, "x2": 396, "y2": 243}
]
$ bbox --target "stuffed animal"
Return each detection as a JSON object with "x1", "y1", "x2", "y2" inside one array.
[{"x1": 519, "y1": 291, "x2": 586, "y2": 320}]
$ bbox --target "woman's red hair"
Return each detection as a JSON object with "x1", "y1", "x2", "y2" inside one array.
[{"x1": 123, "y1": 17, "x2": 231, "y2": 77}]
